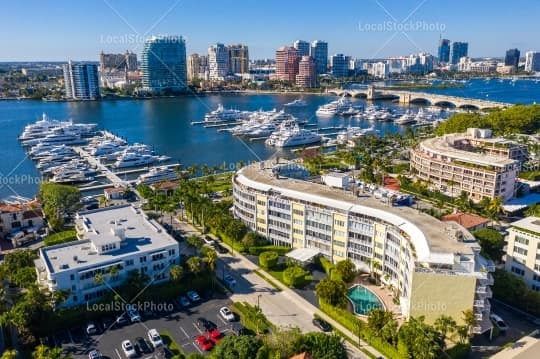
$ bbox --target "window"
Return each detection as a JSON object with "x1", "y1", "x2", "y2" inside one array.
[
  {"x1": 513, "y1": 247, "x2": 528, "y2": 256},
  {"x1": 515, "y1": 236, "x2": 530, "y2": 245},
  {"x1": 511, "y1": 266, "x2": 525, "y2": 276},
  {"x1": 73, "y1": 296, "x2": 77, "y2": 302},
  {"x1": 126, "y1": 259, "x2": 134, "y2": 266},
  {"x1": 168, "y1": 249, "x2": 176, "y2": 256},
  {"x1": 140, "y1": 256, "x2": 147, "y2": 263},
  {"x1": 70, "y1": 274, "x2": 75, "y2": 280}
]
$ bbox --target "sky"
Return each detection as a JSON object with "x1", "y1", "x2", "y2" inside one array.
[{"x1": 1, "y1": 0, "x2": 539, "y2": 61}]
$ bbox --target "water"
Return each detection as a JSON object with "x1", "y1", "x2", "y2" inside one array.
[{"x1": 347, "y1": 285, "x2": 384, "y2": 315}]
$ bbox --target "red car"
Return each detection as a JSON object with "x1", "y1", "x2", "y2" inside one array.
[
  {"x1": 196, "y1": 335, "x2": 213, "y2": 351},
  {"x1": 208, "y1": 328, "x2": 223, "y2": 343}
]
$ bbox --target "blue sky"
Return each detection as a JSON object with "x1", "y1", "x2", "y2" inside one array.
[{"x1": 1, "y1": 0, "x2": 539, "y2": 61}]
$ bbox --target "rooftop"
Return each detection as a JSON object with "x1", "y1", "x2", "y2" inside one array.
[
  {"x1": 441, "y1": 212, "x2": 490, "y2": 230},
  {"x1": 38, "y1": 205, "x2": 177, "y2": 274},
  {"x1": 238, "y1": 161, "x2": 481, "y2": 262},
  {"x1": 510, "y1": 216, "x2": 540, "y2": 235}
]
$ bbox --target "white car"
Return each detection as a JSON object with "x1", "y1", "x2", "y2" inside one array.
[
  {"x1": 219, "y1": 307, "x2": 235, "y2": 322},
  {"x1": 187, "y1": 290, "x2": 201, "y2": 302},
  {"x1": 121, "y1": 340, "x2": 137, "y2": 358},
  {"x1": 147, "y1": 328, "x2": 163, "y2": 348},
  {"x1": 86, "y1": 322, "x2": 98, "y2": 335},
  {"x1": 490, "y1": 313, "x2": 509, "y2": 332},
  {"x1": 88, "y1": 350, "x2": 101, "y2": 359}
]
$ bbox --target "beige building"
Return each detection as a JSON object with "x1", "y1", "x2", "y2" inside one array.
[
  {"x1": 410, "y1": 128, "x2": 526, "y2": 201},
  {"x1": 0, "y1": 199, "x2": 44, "y2": 239},
  {"x1": 505, "y1": 217, "x2": 540, "y2": 292}
]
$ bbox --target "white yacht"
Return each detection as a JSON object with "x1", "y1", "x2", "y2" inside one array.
[
  {"x1": 273, "y1": 127, "x2": 321, "y2": 147},
  {"x1": 316, "y1": 97, "x2": 352, "y2": 116},
  {"x1": 19, "y1": 113, "x2": 72, "y2": 141},
  {"x1": 265, "y1": 120, "x2": 298, "y2": 145},
  {"x1": 336, "y1": 126, "x2": 378, "y2": 143},
  {"x1": 284, "y1": 99, "x2": 307, "y2": 107},
  {"x1": 395, "y1": 111, "x2": 416, "y2": 125},
  {"x1": 204, "y1": 104, "x2": 251, "y2": 122},
  {"x1": 90, "y1": 141, "x2": 126, "y2": 156},
  {"x1": 114, "y1": 153, "x2": 163, "y2": 168},
  {"x1": 30, "y1": 145, "x2": 76, "y2": 159},
  {"x1": 136, "y1": 167, "x2": 179, "y2": 185}
]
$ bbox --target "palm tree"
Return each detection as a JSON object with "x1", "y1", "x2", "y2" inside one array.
[
  {"x1": 462, "y1": 309, "x2": 477, "y2": 338},
  {"x1": 204, "y1": 248, "x2": 218, "y2": 272},
  {"x1": 169, "y1": 265, "x2": 184, "y2": 282},
  {"x1": 434, "y1": 314, "x2": 457, "y2": 340},
  {"x1": 487, "y1": 197, "x2": 504, "y2": 222},
  {"x1": 186, "y1": 257, "x2": 203, "y2": 274},
  {"x1": 108, "y1": 265, "x2": 118, "y2": 281},
  {"x1": 1, "y1": 349, "x2": 18, "y2": 359}
]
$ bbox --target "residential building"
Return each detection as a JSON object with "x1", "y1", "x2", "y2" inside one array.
[
  {"x1": 410, "y1": 128, "x2": 526, "y2": 201},
  {"x1": 450, "y1": 42, "x2": 469, "y2": 65},
  {"x1": 457, "y1": 57, "x2": 497, "y2": 73},
  {"x1": 408, "y1": 53, "x2": 434, "y2": 74},
  {"x1": 208, "y1": 43, "x2": 230, "y2": 81},
  {"x1": 0, "y1": 199, "x2": 43, "y2": 239},
  {"x1": 233, "y1": 160, "x2": 495, "y2": 331},
  {"x1": 505, "y1": 217, "x2": 540, "y2": 292},
  {"x1": 141, "y1": 35, "x2": 187, "y2": 93},
  {"x1": 525, "y1": 51, "x2": 540, "y2": 72},
  {"x1": 497, "y1": 65, "x2": 516, "y2": 74},
  {"x1": 441, "y1": 212, "x2": 490, "y2": 232},
  {"x1": 100, "y1": 51, "x2": 137, "y2": 72},
  {"x1": 387, "y1": 57, "x2": 409, "y2": 74},
  {"x1": 438, "y1": 38, "x2": 451, "y2": 63},
  {"x1": 310, "y1": 40, "x2": 328, "y2": 74},
  {"x1": 228, "y1": 44, "x2": 249, "y2": 74},
  {"x1": 505, "y1": 48, "x2": 520, "y2": 69},
  {"x1": 34, "y1": 205, "x2": 180, "y2": 307},
  {"x1": 275, "y1": 46, "x2": 299, "y2": 82},
  {"x1": 63, "y1": 61, "x2": 101, "y2": 100},
  {"x1": 293, "y1": 40, "x2": 310, "y2": 57},
  {"x1": 296, "y1": 56, "x2": 317, "y2": 88},
  {"x1": 187, "y1": 54, "x2": 200, "y2": 81},
  {"x1": 369, "y1": 62, "x2": 389, "y2": 78},
  {"x1": 22, "y1": 67, "x2": 63, "y2": 77},
  {"x1": 330, "y1": 54, "x2": 349, "y2": 78}
]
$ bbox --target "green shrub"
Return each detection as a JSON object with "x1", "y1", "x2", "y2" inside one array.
[
  {"x1": 318, "y1": 256, "x2": 335, "y2": 276},
  {"x1": 248, "y1": 245, "x2": 291, "y2": 256},
  {"x1": 259, "y1": 251, "x2": 279, "y2": 270},
  {"x1": 43, "y1": 230, "x2": 77, "y2": 246},
  {"x1": 160, "y1": 331, "x2": 185, "y2": 358},
  {"x1": 231, "y1": 302, "x2": 274, "y2": 334},
  {"x1": 282, "y1": 266, "x2": 310, "y2": 288},
  {"x1": 445, "y1": 343, "x2": 471, "y2": 359}
]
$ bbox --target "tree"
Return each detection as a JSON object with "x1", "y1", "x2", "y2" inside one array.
[
  {"x1": 32, "y1": 344, "x2": 71, "y2": 359},
  {"x1": 203, "y1": 248, "x2": 218, "y2": 272},
  {"x1": 38, "y1": 182, "x2": 81, "y2": 231},
  {"x1": 186, "y1": 235, "x2": 203, "y2": 254},
  {"x1": 473, "y1": 228, "x2": 505, "y2": 262},
  {"x1": 335, "y1": 259, "x2": 357, "y2": 283},
  {"x1": 169, "y1": 265, "x2": 184, "y2": 282},
  {"x1": 186, "y1": 256, "x2": 203, "y2": 274},
  {"x1": 525, "y1": 203, "x2": 540, "y2": 217},
  {"x1": 315, "y1": 278, "x2": 347, "y2": 307},
  {"x1": 291, "y1": 332, "x2": 347, "y2": 359},
  {"x1": 366, "y1": 309, "x2": 398, "y2": 346},
  {"x1": 397, "y1": 316, "x2": 443, "y2": 358},
  {"x1": 259, "y1": 251, "x2": 279, "y2": 270},
  {"x1": 94, "y1": 272, "x2": 105, "y2": 286},
  {"x1": 282, "y1": 265, "x2": 309, "y2": 288},
  {"x1": 212, "y1": 335, "x2": 263, "y2": 359},
  {"x1": 462, "y1": 309, "x2": 477, "y2": 338},
  {"x1": 434, "y1": 314, "x2": 457, "y2": 340},
  {"x1": 1, "y1": 350, "x2": 17, "y2": 359},
  {"x1": 11, "y1": 266, "x2": 37, "y2": 288}
]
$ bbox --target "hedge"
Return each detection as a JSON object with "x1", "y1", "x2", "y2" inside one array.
[
  {"x1": 259, "y1": 251, "x2": 279, "y2": 270},
  {"x1": 231, "y1": 302, "x2": 274, "y2": 334},
  {"x1": 318, "y1": 256, "x2": 335, "y2": 276},
  {"x1": 161, "y1": 331, "x2": 185, "y2": 358},
  {"x1": 43, "y1": 230, "x2": 77, "y2": 246},
  {"x1": 282, "y1": 266, "x2": 310, "y2": 288},
  {"x1": 248, "y1": 245, "x2": 291, "y2": 256}
]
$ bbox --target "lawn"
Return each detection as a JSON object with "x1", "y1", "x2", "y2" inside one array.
[{"x1": 43, "y1": 230, "x2": 77, "y2": 246}]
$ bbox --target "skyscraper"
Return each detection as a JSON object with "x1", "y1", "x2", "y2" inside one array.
[
  {"x1": 504, "y1": 48, "x2": 520, "y2": 69},
  {"x1": 228, "y1": 44, "x2": 249, "y2": 74},
  {"x1": 310, "y1": 40, "x2": 328, "y2": 74},
  {"x1": 275, "y1": 46, "x2": 299, "y2": 82},
  {"x1": 100, "y1": 51, "x2": 137, "y2": 71},
  {"x1": 330, "y1": 54, "x2": 349, "y2": 78},
  {"x1": 450, "y1": 42, "x2": 468, "y2": 65},
  {"x1": 141, "y1": 35, "x2": 187, "y2": 93},
  {"x1": 293, "y1": 40, "x2": 310, "y2": 57},
  {"x1": 208, "y1": 43, "x2": 230, "y2": 80},
  {"x1": 296, "y1": 56, "x2": 317, "y2": 88},
  {"x1": 525, "y1": 51, "x2": 540, "y2": 72},
  {"x1": 63, "y1": 61, "x2": 100, "y2": 100},
  {"x1": 437, "y1": 38, "x2": 450, "y2": 63},
  {"x1": 187, "y1": 54, "x2": 200, "y2": 81}
]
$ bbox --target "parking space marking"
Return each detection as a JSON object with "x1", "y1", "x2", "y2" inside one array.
[
  {"x1": 193, "y1": 342, "x2": 203, "y2": 354},
  {"x1": 179, "y1": 326, "x2": 189, "y2": 339},
  {"x1": 115, "y1": 348, "x2": 122, "y2": 359},
  {"x1": 217, "y1": 315, "x2": 227, "y2": 325},
  {"x1": 192, "y1": 323, "x2": 203, "y2": 334}
]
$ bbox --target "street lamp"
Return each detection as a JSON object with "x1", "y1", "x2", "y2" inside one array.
[{"x1": 257, "y1": 294, "x2": 262, "y2": 310}]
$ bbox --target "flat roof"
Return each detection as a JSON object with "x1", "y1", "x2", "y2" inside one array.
[
  {"x1": 286, "y1": 248, "x2": 321, "y2": 263},
  {"x1": 510, "y1": 216, "x2": 540, "y2": 234},
  {"x1": 39, "y1": 205, "x2": 177, "y2": 274},
  {"x1": 238, "y1": 161, "x2": 480, "y2": 261}
]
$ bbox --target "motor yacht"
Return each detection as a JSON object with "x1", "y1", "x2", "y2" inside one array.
[
  {"x1": 135, "y1": 167, "x2": 179, "y2": 185},
  {"x1": 394, "y1": 111, "x2": 416, "y2": 125},
  {"x1": 204, "y1": 104, "x2": 251, "y2": 122},
  {"x1": 284, "y1": 99, "x2": 307, "y2": 107}
]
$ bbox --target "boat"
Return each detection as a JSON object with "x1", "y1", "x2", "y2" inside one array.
[
  {"x1": 395, "y1": 111, "x2": 416, "y2": 125},
  {"x1": 273, "y1": 127, "x2": 321, "y2": 147},
  {"x1": 114, "y1": 152, "x2": 166, "y2": 168},
  {"x1": 336, "y1": 126, "x2": 378, "y2": 143},
  {"x1": 316, "y1": 97, "x2": 352, "y2": 116},
  {"x1": 264, "y1": 120, "x2": 298, "y2": 145},
  {"x1": 30, "y1": 145, "x2": 76, "y2": 159},
  {"x1": 135, "y1": 167, "x2": 179, "y2": 185},
  {"x1": 284, "y1": 99, "x2": 307, "y2": 107},
  {"x1": 204, "y1": 104, "x2": 251, "y2": 123},
  {"x1": 19, "y1": 113, "x2": 72, "y2": 141},
  {"x1": 90, "y1": 141, "x2": 127, "y2": 156}
]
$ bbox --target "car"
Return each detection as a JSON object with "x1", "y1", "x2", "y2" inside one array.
[
  {"x1": 203, "y1": 235, "x2": 215, "y2": 246},
  {"x1": 490, "y1": 313, "x2": 509, "y2": 332},
  {"x1": 230, "y1": 322, "x2": 246, "y2": 336},
  {"x1": 176, "y1": 295, "x2": 190, "y2": 308},
  {"x1": 135, "y1": 337, "x2": 152, "y2": 354},
  {"x1": 187, "y1": 290, "x2": 201, "y2": 302},
  {"x1": 127, "y1": 309, "x2": 141, "y2": 322},
  {"x1": 195, "y1": 335, "x2": 213, "y2": 351},
  {"x1": 208, "y1": 328, "x2": 223, "y2": 343},
  {"x1": 223, "y1": 274, "x2": 236, "y2": 287},
  {"x1": 147, "y1": 328, "x2": 163, "y2": 348},
  {"x1": 122, "y1": 340, "x2": 137, "y2": 358},
  {"x1": 88, "y1": 350, "x2": 102, "y2": 359},
  {"x1": 86, "y1": 321, "x2": 98, "y2": 335},
  {"x1": 115, "y1": 314, "x2": 129, "y2": 327},
  {"x1": 312, "y1": 318, "x2": 332, "y2": 332},
  {"x1": 215, "y1": 244, "x2": 228, "y2": 254},
  {"x1": 219, "y1": 307, "x2": 235, "y2": 322},
  {"x1": 197, "y1": 317, "x2": 217, "y2": 331}
]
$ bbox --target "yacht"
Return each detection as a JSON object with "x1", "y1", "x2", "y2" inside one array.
[
  {"x1": 265, "y1": 120, "x2": 298, "y2": 145},
  {"x1": 135, "y1": 167, "x2": 179, "y2": 185},
  {"x1": 395, "y1": 111, "x2": 416, "y2": 125},
  {"x1": 52, "y1": 170, "x2": 95, "y2": 184},
  {"x1": 316, "y1": 97, "x2": 352, "y2": 116},
  {"x1": 204, "y1": 104, "x2": 251, "y2": 122},
  {"x1": 114, "y1": 153, "x2": 164, "y2": 168},
  {"x1": 19, "y1": 113, "x2": 72, "y2": 141},
  {"x1": 284, "y1": 99, "x2": 307, "y2": 107},
  {"x1": 30, "y1": 145, "x2": 76, "y2": 159},
  {"x1": 336, "y1": 126, "x2": 378, "y2": 143},
  {"x1": 273, "y1": 127, "x2": 321, "y2": 147},
  {"x1": 90, "y1": 141, "x2": 126, "y2": 156},
  {"x1": 338, "y1": 106, "x2": 361, "y2": 116}
]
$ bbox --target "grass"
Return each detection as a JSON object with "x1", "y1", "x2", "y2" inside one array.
[
  {"x1": 160, "y1": 330, "x2": 185, "y2": 358},
  {"x1": 43, "y1": 229, "x2": 77, "y2": 246},
  {"x1": 253, "y1": 269, "x2": 282, "y2": 291}
]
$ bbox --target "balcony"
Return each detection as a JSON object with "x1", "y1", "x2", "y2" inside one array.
[
  {"x1": 473, "y1": 300, "x2": 485, "y2": 308},
  {"x1": 476, "y1": 285, "x2": 493, "y2": 298}
]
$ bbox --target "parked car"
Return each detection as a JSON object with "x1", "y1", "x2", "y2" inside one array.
[
  {"x1": 215, "y1": 244, "x2": 228, "y2": 254},
  {"x1": 223, "y1": 274, "x2": 236, "y2": 287},
  {"x1": 127, "y1": 309, "x2": 141, "y2": 322},
  {"x1": 88, "y1": 350, "x2": 101, "y2": 359},
  {"x1": 176, "y1": 295, "x2": 190, "y2": 308},
  {"x1": 490, "y1": 313, "x2": 509, "y2": 332},
  {"x1": 147, "y1": 328, "x2": 164, "y2": 348},
  {"x1": 219, "y1": 307, "x2": 235, "y2": 322},
  {"x1": 197, "y1": 317, "x2": 217, "y2": 331},
  {"x1": 121, "y1": 340, "x2": 137, "y2": 358},
  {"x1": 196, "y1": 335, "x2": 213, "y2": 351},
  {"x1": 203, "y1": 235, "x2": 215, "y2": 246},
  {"x1": 187, "y1": 290, "x2": 201, "y2": 302},
  {"x1": 208, "y1": 328, "x2": 223, "y2": 343},
  {"x1": 135, "y1": 336, "x2": 152, "y2": 354},
  {"x1": 86, "y1": 322, "x2": 98, "y2": 335},
  {"x1": 115, "y1": 314, "x2": 129, "y2": 327},
  {"x1": 312, "y1": 318, "x2": 332, "y2": 332}
]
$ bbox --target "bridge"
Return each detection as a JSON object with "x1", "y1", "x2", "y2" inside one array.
[{"x1": 327, "y1": 86, "x2": 512, "y2": 110}]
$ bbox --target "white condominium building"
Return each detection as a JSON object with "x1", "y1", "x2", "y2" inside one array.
[
  {"x1": 35, "y1": 205, "x2": 180, "y2": 307},
  {"x1": 410, "y1": 128, "x2": 526, "y2": 201},
  {"x1": 232, "y1": 160, "x2": 495, "y2": 332},
  {"x1": 505, "y1": 217, "x2": 540, "y2": 292}
]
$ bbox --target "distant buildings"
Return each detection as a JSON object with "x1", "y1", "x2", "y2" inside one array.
[
  {"x1": 100, "y1": 51, "x2": 137, "y2": 72},
  {"x1": 141, "y1": 35, "x2": 187, "y2": 93},
  {"x1": 450, "y1": 41, "x2": 469, "y2": 64},
  {"x1": 208, "y1": 43, "x2": 230, "y2": 81},
  {"x1": 525, "y1": 51, "x2": 540, "y2": 72},
  {"x1": 187, "y1": 54, "x2": 210, "y2": 81},
  {"x1": 310, "y1": 40, "x2": 328, "y2": 74},
  {"x1": 275, "y1": 46, "x2": 299, "y2": 82},
  {"x1": 296, "y1": 56, "x2": 317, "y2": 88},
  {"x1": 330, "y1": 54, "x2": 349, "y2": 78},
  {"x1": 407, "y1": 53, "x2": 434, "y2": 74},
  {"x1": 504, "y1": 48, "x2": 520, "y2": 69},
  {"x1": 22, "y1": 67, "x2": 62, "y2": 77},
  {"x1": 63, "y1": 61, "x2": 101, "y2": 100},
  {"x1": 457, "y1": 57, "x2": 497, "y2": 73},
  {"x1": 228, "y1": 44, "x2": 249, "y2": 75},
  {"x1": 368, "y1": 62, "x2": 389, "y2": 78},
  {"x1": 293, "y1": 40, "x2": 310, "y2": 57},
  {"x1": 505, "y1": 217, "x2": 540, "y2": 292},
  {"x1": 438, "y1": 38, "x2": 451, "y2": 63}
]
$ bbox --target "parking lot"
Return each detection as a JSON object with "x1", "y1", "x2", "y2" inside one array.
[{"x1": 56, "y1": 294, "x2": 235, "y2": 358}]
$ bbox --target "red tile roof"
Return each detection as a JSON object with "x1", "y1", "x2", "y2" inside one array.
[
  {"x1": 151, "y1": 181, "x2": 179, "y2": 190},
  {"x1": 441, "y1": 212, "x2": 490, "y2": 229}
]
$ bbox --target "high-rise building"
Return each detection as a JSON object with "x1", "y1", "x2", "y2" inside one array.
[
  {"x1": 100, "y1": 51, "x2": 137, "y2": 71},
  {"x1": 293, "y1": 40, "x2": 310, "y2": 57},
  {"x1": 450, "y1": 42, "x2": 468, "y2": 64},
  {"x1": 504, "y1": 48, "x2": 520, "y2": 69},
  {"x1": 208, "y1": 43, "x2": 230, "y2": 80},
  {"x1": 296, "y1": 56, "x2": 317, "y2": 88},
  {"x1": 228, "y1": 44, "x2": 249, "y2": 74},
  {"x1": 141, "y1": 35, "x2": 187, "y2": 93},
  {"x1": 525, "y1": 51, "x2": 540, "y2": 72},
  {"x1": 438, "y1": 38, "x2": 450, "y2": 63},
  {"x1": 187, "y1": 54, "x2": 200, "y2": 81},
  {"x1": 275, "y1": 46, "x2": 299, "y2": 82},
  {"x1": 63, "y1": 61, "x2": 101, "y2": 100},
  {"x1": 310, "y1": 40, "x2": 328, "y2": 74},
  {"x1": 198, "y1": 55, "x2": 209, "y2": 80},
  {"x1": 330, "y1": 53, "x2": 349, "y2": 78},
  {"x1": 505, "y1": 217, "x2": 540, "y2": 292}
]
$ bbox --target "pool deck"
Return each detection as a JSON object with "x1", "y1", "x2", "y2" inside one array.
[{"x1": 350, "y1": 274, "x2": 404, "y2": 322}]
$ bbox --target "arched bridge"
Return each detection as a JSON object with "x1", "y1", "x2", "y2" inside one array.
[{"x1": 328, "y1": 86, "x2": 511, "y2": 110}]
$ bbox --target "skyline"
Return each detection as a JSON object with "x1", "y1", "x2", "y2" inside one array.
[{"x1": 1, "y1": 0, "x2": 540, "y2": 61}]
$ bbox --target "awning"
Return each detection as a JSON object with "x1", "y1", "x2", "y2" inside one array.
[{"x1": 285, "y1": 248, "x2": 321, "y2": 264}]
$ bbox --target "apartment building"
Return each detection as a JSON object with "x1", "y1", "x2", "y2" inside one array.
[
  {"x1": 35, "y1": 205, "x2": 180, "y2": 307},
  {"x1": 410, "y1": 128, "x2": 526, "y2": 201},
  {"x1": 505, "y1": 217, "x2": 540, "y2": 292},
  {"x1": 232, "y1": 160, "x2": 495, "y2": 331}
]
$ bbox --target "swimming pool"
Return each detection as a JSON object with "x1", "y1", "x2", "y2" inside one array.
[{"x1": 347, "y1": 285, "x2": 384, "y2": 315}]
